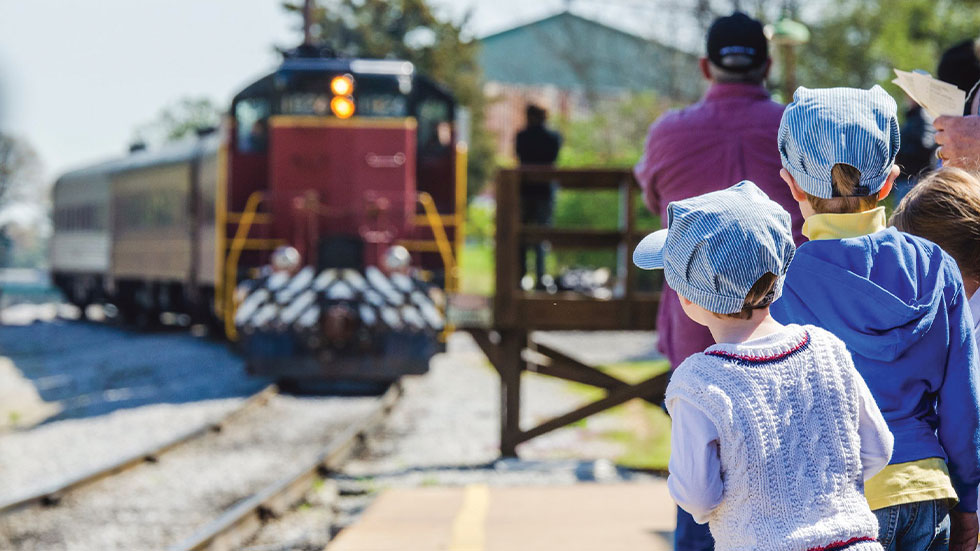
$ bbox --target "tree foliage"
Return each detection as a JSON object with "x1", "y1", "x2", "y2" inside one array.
[
  {"x1": 282, "y1": 0, "x2": 495, "y2": 196},
  {"x1": 555, "y1": 92, "x2": 671, "y2": 169},
  {"x1": 135, "y1": 96, "x2": 222, "y2": 144},
  {"x1": 0, "y1": 133, "x2": 41, "y2": 210},
  {"x1": 0, "y1": 133, "x2": 44, "y2": 268},
  {"x1": 798, "y1": 0, "x2": 980, "y2": 94}
]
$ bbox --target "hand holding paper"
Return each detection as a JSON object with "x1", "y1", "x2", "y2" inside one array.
[{"x1": 892, "y1": 69, "x2": 966, "y2": 118}]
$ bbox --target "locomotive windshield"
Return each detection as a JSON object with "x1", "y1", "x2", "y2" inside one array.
[
  {"x1": 231, "y1": 58, "x2": 454, "y2": 156},
  {"x1": 233, "y1": 67, "x2": 419, "y2": 151},
  {"x1": 279, "y1": 73, "x2": 409, "y2": 118}
]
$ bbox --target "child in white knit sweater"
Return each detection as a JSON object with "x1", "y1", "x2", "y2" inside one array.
[{"x1": 633, "y1": 181, "x2": 893, "y2": 550}]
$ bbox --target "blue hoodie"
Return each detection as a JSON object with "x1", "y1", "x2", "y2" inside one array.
[{"x1": 771, "y1": 227, "x2": 980, "y2": 511}]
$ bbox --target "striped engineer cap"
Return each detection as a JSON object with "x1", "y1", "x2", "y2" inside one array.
[
  {"x1": 632, "y1": 181, "x2": 795, "y2": 315},
  {"x1": 778, "y1": 85, "x2": 900, "y2": 199}
]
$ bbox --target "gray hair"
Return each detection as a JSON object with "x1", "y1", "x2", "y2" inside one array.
[{"x1": 708, "y1": 62, "x2": 767, "y2": 85}]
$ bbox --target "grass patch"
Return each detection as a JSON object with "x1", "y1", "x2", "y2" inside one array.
[
  {"x1": 562, "y1": 360, "x2": 673, "y2": 470},
  {"x1": 459, "y1": 243, "x2": 494, "y2": 296}
]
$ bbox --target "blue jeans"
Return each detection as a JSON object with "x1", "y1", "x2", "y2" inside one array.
[
  {"x1": 874, "y1": 500, "x2": 950, "y2": 551},
  {"x1": 675, "y1": 507, "x2": 714, "y2": 551}
]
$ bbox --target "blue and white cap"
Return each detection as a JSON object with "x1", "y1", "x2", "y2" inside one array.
[
  {"x1": 778, "y1": 85, "x2": 900, "y2": 199},
  {"x1": 632, "y1": 181, "x2": 795, "y2": 314}
]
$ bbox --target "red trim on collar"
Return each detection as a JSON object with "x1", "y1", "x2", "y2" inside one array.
[
  {"x1": 806, "y1": 536, "x2": 876, "y2": 551},
  {"x1": 704, "y1": 331, "x2": 810, "y2": 364}
]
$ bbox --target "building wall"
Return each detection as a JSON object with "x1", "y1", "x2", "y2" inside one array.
[
  {"x1": 485, "y1": 82, "x2": 586, "y2": 161},
  {"x1": 479, "y1": 12, "x2": 704, "y2": 160}
]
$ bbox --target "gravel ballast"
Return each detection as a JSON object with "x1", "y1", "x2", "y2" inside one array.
[
  {"x1": 0, "y1": 393, "x2": 377, "y2": 551},
  {"x1": 0, "y1": 315, "x2": 267, "y2": 503},
  {"x1": 0, "y1": 306, "x2": 668, "y2": 550},
  {"x1": 242, "y1": 331, "x2": 664, "y2": 550}
]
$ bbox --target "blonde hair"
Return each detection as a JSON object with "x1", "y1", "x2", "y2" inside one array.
[
  {"x1": 891, "y1": 167, "x2": 980, "y2": 282},
  {"x1": 715, "y1": 272, "x2": 780, "y2": 320},
  {"x1": 804, "y1": 164, "x2": 881, "y2": 214}
]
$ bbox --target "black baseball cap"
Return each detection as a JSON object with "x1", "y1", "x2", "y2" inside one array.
[{"x1": 706, "y1": 12, "x2": 769, "y2": 73}]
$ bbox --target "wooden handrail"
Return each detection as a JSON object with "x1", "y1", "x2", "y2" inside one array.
[
  {"x1": 493, "y1": 167, "x2": 646, "y2": 328},
  {"x1": 496, "y1": 167, "x2": 632, "y2": 189}
]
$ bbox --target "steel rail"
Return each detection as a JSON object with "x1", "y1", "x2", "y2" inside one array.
[
  {"x1": 170, "y1": 381, "x2": 403, "y2": 551},
  {"x1": 0, "y1": 384, "x2": 278, "y2": 515}
]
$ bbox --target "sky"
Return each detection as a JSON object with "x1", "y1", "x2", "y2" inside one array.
[{"x1": 0, "y1": 0, "x2": 594, "y2": 182}]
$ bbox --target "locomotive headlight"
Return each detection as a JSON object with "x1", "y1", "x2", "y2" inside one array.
[
  {"x1": 330, "y1": 96, "x2": 355, "y2": 119},
  {"x1": 330, "y1": 74, "x2": 354, "y2": 96},
  {"x1": 383, "y1": 245, "x2": 412, "y2": 273},
  {"x1": 271, "y1": 245, "x2": 302, "y2": 273}
]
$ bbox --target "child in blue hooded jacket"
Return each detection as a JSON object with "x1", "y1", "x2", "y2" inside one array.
[{"x1": 771, "y1": 86, "x2": 980, "y2": 551}]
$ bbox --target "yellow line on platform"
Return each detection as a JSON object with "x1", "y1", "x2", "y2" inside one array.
[{"x1": 449, "y1": 484, "x2": 490, "y2": 551}]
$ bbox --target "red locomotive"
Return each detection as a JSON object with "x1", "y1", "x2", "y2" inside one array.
[{"x1": 51, "y1": 48, "x2": 465, "y2": 383}]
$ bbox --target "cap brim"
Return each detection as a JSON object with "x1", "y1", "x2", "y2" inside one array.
[{"x1": 632, "y1": 229, "x2": 668, "y2": 270}]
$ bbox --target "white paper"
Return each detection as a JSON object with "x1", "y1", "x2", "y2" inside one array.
[{"x1": 892, "y1": 69, "x2": 966, "y2": 118}]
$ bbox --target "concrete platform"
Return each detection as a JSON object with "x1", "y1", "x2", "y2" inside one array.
[{"x1": 327, "y1": 481, "x2": 676, "y2": 551}]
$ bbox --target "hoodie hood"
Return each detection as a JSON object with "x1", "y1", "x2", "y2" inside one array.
[{"x1": 776, "y1": 227, "x2": 947, "y2": 361}]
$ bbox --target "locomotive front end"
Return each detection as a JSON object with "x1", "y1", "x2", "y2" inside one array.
[{"x1": 220, "y1": 54, "x2": 462, "y2": 383}]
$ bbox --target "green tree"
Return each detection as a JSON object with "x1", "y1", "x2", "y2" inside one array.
[
  {"x1": 0, "y1": 133, "x2": 41, "y2": 210},
  {"x1": 0, "y1": 134, "x2": 45, "y2": 268},
  {"x1": 282, "y1": 0, "x2": 495, "y2": 196},
  {"x1": 135, "y1": 96, "x2": 222, "y2": 144},
  {"x1": 798, "y1": 0, "x2": 980, "y2": 93}
]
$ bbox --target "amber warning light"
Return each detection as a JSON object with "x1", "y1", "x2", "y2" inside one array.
[
  {"x1": 331, "y1": 96, "x2": 355, "y2": 119},
  {"x1": 330, "y1": 75, "x2": 354, "y2": 96}
]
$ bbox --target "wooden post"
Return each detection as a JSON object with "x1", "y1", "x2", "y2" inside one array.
[
  {"x1": 782, "y1": 43, "x2": 797, "y2": 103},
  {"x1": 618, "y1": 174, "x2": 636, "y2": 326},
  {"x1": 302, "y1": 0, "x2": 315, "y2": 46},
  {"x1": 498, "y1": 329, "x2": 526, "y2": 457},
  {"x1": 477, "y1": 168, "x2": 663, "y2": 457},
  {"x1": 494, "y1": 171, "x2": 521, "y2": 328}
]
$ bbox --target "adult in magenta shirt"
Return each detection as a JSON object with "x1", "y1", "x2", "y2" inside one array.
[{"x1": 634, "y1": 14, "x2": 804, "y2": 377}]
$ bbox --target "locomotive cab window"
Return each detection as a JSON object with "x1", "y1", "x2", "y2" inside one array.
[
  {"x1": 235, "y1": 97, "x2": 270, "y2": 152},
  {"x1": 416, "y1": 98, "x2": 453, "y2": 156}
]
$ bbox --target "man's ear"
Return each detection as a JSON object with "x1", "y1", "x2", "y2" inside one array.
[
  {"x1": 699, "y1": 57, "x2": 712, "y2": 81},
  {"x1": 878, "y1": 165, "x2": 901, "y2": 200},
  {"x1": 781, "y1": 168, "x2": 808, "y2": 202},
  {"x1": 678, "y1": 294, "x2": 693, "y2": 307}
]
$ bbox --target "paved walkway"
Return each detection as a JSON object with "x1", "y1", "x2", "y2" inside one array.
[{"x1": 327, "y1": 481, "x2": 675, "y2": 551}]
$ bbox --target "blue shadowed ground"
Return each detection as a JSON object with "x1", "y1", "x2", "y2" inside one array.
[{"x1": 0, "y1": 315, "x2": 269, "y2": 423}]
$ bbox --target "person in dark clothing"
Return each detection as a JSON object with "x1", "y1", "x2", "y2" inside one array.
[
  {"x1": 515, "y1": 104, "x2": 562, "y2": 289},
  {"x1": 938, "y1": 39, "x2": 980, "y2": 96},
  {"x1": 516, "y1": 105, "x2": 562, "y2": 164}
]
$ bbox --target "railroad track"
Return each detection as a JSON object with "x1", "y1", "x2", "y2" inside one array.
[
  {"x1": 0, "y1": 381, "x2": 402, "y2": 551},
  {"x1": 171, "y1": 382, "x2": 401, "y2": 551},
  {"x1": 0, "y1": 384, "x2": 278, "y2": 515}
]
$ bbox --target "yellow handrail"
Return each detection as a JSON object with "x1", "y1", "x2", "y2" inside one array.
[
  {"x1": 223, "y1": 191, "x2": 266, "y2": 340},
  {"x1": 454, "y1": 143, "x2": 468, "y2": 277},
  {"x1": 418, "y1": 191, "x2": 458, "y2": 294}
]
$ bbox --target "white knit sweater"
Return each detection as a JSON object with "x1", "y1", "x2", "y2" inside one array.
[{"x1": 666, "y1": 324, "x2": 884, "y2": 551}]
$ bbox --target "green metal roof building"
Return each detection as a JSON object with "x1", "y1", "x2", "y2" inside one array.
[{"x1": 479, "y1": 12, "x2": 703, "y2": 101}]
